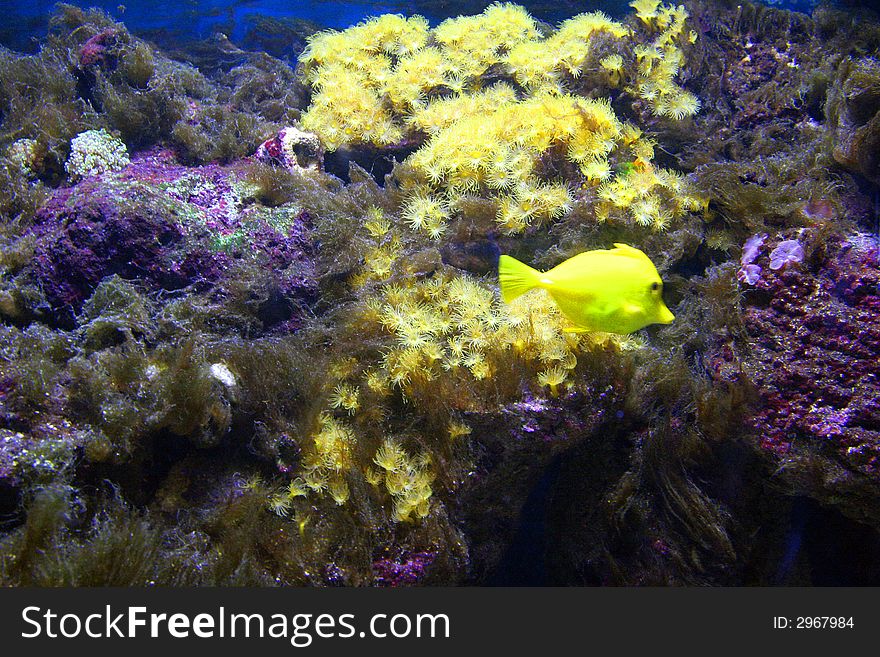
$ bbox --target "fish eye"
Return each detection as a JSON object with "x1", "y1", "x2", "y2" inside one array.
[{"x1": 650, "y1": 282, "x2": 660, "y2": 292}]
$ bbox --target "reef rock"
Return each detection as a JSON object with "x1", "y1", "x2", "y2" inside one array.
[
  {"x1": 28, "y1": 148, "x2": 318, "y2": 326},
  {"x1": 739, "y1": 233, "x2": 880, "y2": 527},
  {"x1": 827, "y1": 58, "x2": 880, "y2": 184},
  {"x1": 255, "y1": 126, "x2": 324, "y2": 171}
]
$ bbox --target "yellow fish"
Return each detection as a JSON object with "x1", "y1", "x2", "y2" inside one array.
[{"x1": 498, "y1": 243, "x2": 675, "y2": 334}]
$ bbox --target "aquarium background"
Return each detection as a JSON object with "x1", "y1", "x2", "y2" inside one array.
[
  {"x1": 1, "y1": 0, "x2": 880, "y2": 586},
  {"x1": 0, "y1": 0, "x2": 838, "y2": 53}
]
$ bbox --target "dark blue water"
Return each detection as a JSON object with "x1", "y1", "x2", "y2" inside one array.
[{"x1": 0, "y1": 0, "x2": 830, "y2": 54}]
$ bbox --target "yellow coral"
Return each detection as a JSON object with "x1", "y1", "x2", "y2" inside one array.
[
  {"x1": 287, "y1": 478, "x2": 308, "y2": 498},
  {"x1": 600, "y1": 54, "x2": 625, "y2": 86},
  {"x1": 329, "y1": 383, "x2": 360, "y2": 414},
  {"x1": 406, "y1": 92, "x2": 623, "y2": 233},
  {"x1": 303, "y1": 468, "x2": 329, "y2": 493},
  {"x1": 374, "y1": 438, "x2": 407, "y2": 471},
  {"x1": 402, "y1": 193, "x2": 450, "y2": 238},
  {"x1": 328, "y1": 477, "x2": 351, "y2": 505},
  {"x1": 655, "y1": 90, "x2": 701, "y2": 120},
  {"x1": 278, "y1": 264, "x2": 613, "y2": 524},
  {"x1": 630, "y1": 0, "x2": 661, "y2": 23},
  {"x1": 537, "y1": 365, "x2": 568, "y2": 397},
  {"x1": 268, "y1": 491, "x2": 292, "y2": 516},
  {"x1": 629, "y1": 3, "x2": 700, "y2": 120},
  {"x1": 299, "y1": 4, "x2": 706, "y2": 234},
  {"x1": 364, "y1": 206, "x2": 391, "y2": 238}
]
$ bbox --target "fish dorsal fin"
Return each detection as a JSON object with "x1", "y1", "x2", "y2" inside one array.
[{"x1": 612, "y1": 243, "x2": 651, "y2": 261}]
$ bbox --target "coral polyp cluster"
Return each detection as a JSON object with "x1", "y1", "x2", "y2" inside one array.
[
  {"x1": 630, "y1": 0, "x2": 701, "y2": 119},
  {"x1": 406, "y1": 92, "x2": 602, "y2": 234},
  {"x1": 282, "y1": 198, "x2": 664, "y2": 524},
  {"x1": 371, "y1": 438, "x2": 435, "y2": 522},
  {"x1": 300, "y1": 2, "x2": 705, "y2": 235},
  {"x1": 502, "y1": 11, "x2": 629, "y2": 91}
]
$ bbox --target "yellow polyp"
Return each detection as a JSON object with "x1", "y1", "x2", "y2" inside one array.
[
  {"x1": 628, "y1": 3, "x2": 700, "y2": 121},
  {"x1": 298, "y1": 4, "x2": 707, "y2": 234},
  {"x1": 537, "y1": 365, "x2": 568, "y2": 397},
  {"x1": 269, "y1": 492, "x2": 292, "y2": 517},
  {"x1": 303, "y1": 468, "x2": 329, "y2": 493},
  {"x1": 287, "y1": 478, "x2": 309, "y2": 498},
  {"x1": 374, "y1": 438, "x2": 406, "y2": 472},
  {"x1": 448, "y1": 421, "x2": 472, "y2": 440},
  {"x1": 329, "y1": 383, "x2": 360, "y2": 414},
  {"x1": 328, "y1": 477, "x2": 351, "y2": 505}
]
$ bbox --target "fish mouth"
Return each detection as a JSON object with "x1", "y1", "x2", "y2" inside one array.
[{"x1": 657, "y1": 304, "x2": 675, "y2": 324}]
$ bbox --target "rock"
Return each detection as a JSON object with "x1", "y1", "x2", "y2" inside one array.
[
  {"x1": 740, "y1": 232, "x2": 880, "y2": 526},
  {"x1": 255, "y1": 126, "x2": 324, "y2": 171}
]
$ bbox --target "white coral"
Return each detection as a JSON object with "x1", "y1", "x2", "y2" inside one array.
[
  {"x1": 7, "y1": 138, "x2": 39, "y2": 177},
  {"x1": 65, "y1": 129, "x2": 130, "y2": 180}
]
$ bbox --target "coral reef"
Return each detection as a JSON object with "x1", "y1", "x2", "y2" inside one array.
[{"x1": 0, "y1": 0, "x2": 879, "y2": 587}]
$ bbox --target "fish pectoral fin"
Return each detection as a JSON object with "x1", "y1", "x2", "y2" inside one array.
[{"x1": 622, "y1": 303, "x2": 644, "y2": 316}]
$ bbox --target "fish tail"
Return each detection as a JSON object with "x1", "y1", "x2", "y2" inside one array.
[{"x1": 498, "y1": 254, "x2": 541, "y2": 303}]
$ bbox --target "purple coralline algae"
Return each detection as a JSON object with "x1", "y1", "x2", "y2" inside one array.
[
  {"x1": 768, "y1": 239, "x2": 804, "y2": 270},
  {"x1": 741, "y1": 233, "x2": 880, "y2": 476},
  {"x1": 698, "y1": 231, "x2": 880, "y2": 529},
  {"x1": 78, "y1": 28, "x2": 120, "y2": 70},
  {"x1": 28, "y1": 148, "x2": 317, "y2": 319},
  {"x1": 32, "y1": 181, "x2": 197, "y2": 309},
  {"x1": 372, "y1": 551, "x2": 436, "y2": 586},
  {"x1": 737, "y1": 233, "x2": 767, "y2": 285}
]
